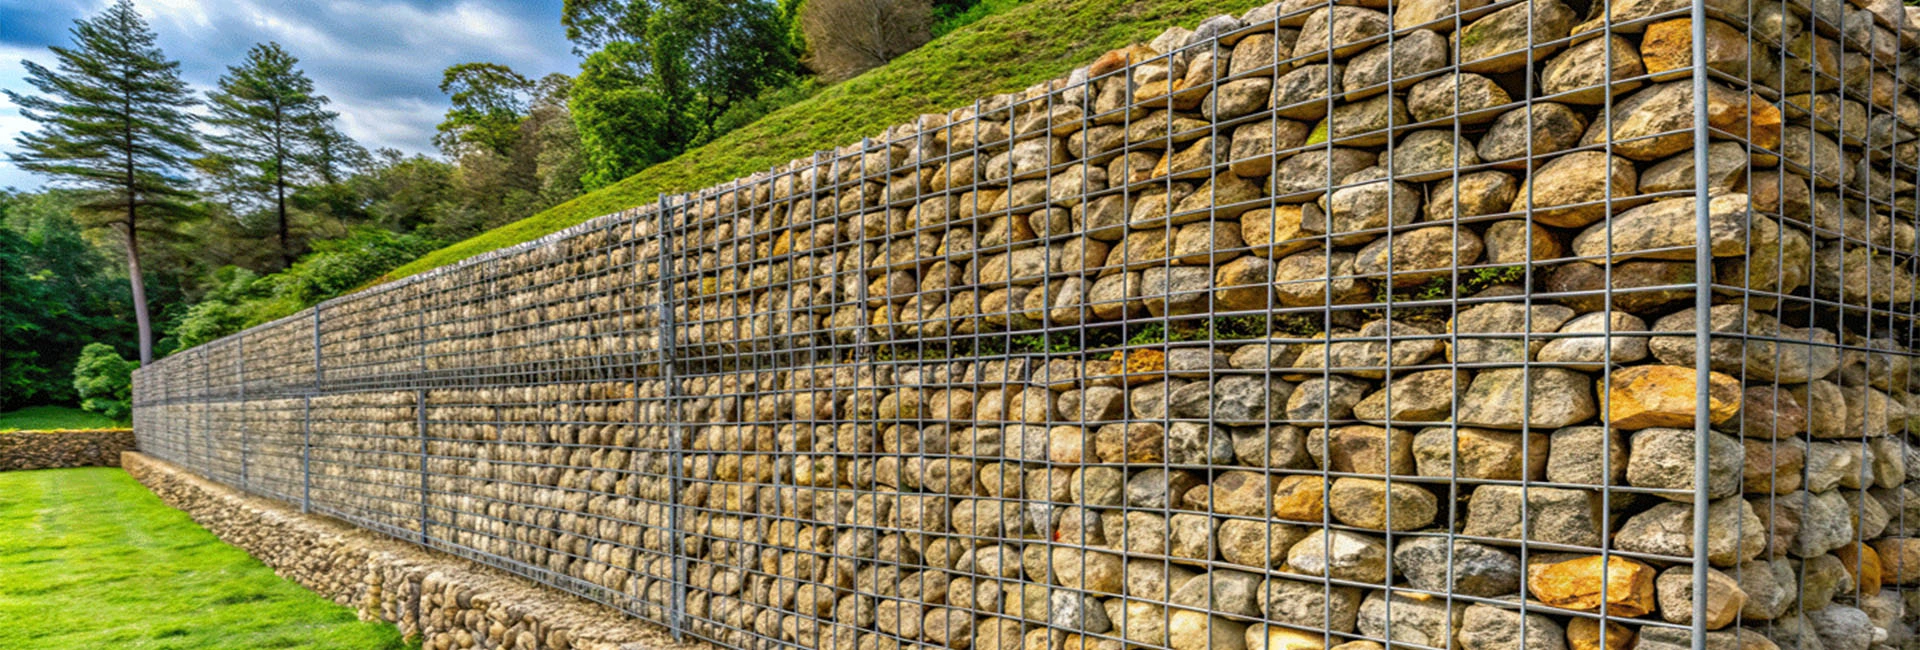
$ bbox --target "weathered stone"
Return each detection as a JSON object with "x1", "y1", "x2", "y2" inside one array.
[
  {"x1": 1604, "y1": 365, "x2": 1742, "y2": 430},
  {"x1": 1640, "y1": 141, "x2": 1751, "y2": 195},
  {"x1": 1641, "y1": 18, "x2": 1752, "y2": 80},
  {"x1": 1573, "y1": 194, "x2": 1764, "y2": 262},
  {"x1": 1463, "y1": 485, "x2": 1602, "y2": 547},
  {"x1": 1169, "y1": 610, "x2": 1247, "y2": 650},
  {"x1": 1356, "y1": 591, "x2": 1463, "y2": 649},
  {"x1": 1315, "y1": 94, "x2": 1408, "y2": 146},
  {"x1": 1142, "y1": 266, "x2": 1212, "y2": 317},
  {"x1": 1230, "y1": 424, "x2": 1311, "y2": 469},
  {"x1": 1273, "y1": 64, "x2": 1346, "y2": 121},
  {"x1": 1743, "y1": 437, "x2": 1805, "y2": 494},
  {"x1": 1545, "y1": 426, "x2": 1625, "y2": 487},
  {"x1": 1806, "y1": 606, "x2": 1877, "y2": 650},
  {"x1": 1171, "y1": 569, "x2": 1262, "y2": 617},
  {"x1": 1272, "y1": 249, "x2": 1373, "y2": 307},
  {"x1": 1615, "y1": 497, "x2": 1767, "y2": 566},
  {"x1": 1272, "y1": 474, "x2": 1327, "y2": 522},
  {"x1": 1656, "y1": 566, "x2": 1747, "y2": 629},
  {"x1": 1327, "y1": 477, "x2": 1438, "y2": 531},
  {"x1": 1649, "y1": 305, "x2": 1841, "y2": 383},
  {"x1": 1219, "y1": 520, "x2": 1312, "y2": 569},
  {"x1": 1228, "y1": 119, "x2": 1312, "y2": 178},
  {"x1": 1458, "y1": 603, "x2": 1567, "y2": 650},
  {"x1": 1581, "y1": 81, "x2": 1782, "y2": 161},
  {"x1": 1384, "y1": 129, "x2": 1481, "y2": 182},
  {"x1": 1528, "y1": 555, "x2": 1658, "y2": 616},
  {"x1": 1307, "y1": 425, "x2": 1414, "y2": 475},
  {"x1": 1426, "y1": 171, "x2": 1519, "y2": 222},
  {"x1": 1343, "y1": 30, "x2": 1450, "y2": 98},
  {"x1": 1289, "y1": 319, "x2": 1445, "y2": 379},
  {"x1": 1261, "y1": 577, "x2": 1363, "y2": 632},
  {"x1": 1287, "y1": 530, "x2": 1390, "y2": 584},
  {"x1": 1537, "y1": 312, "x2": 1649, "y2": 370},
  {"x1": 1540, "y1": 35, "x2": 1645, "y2": 104},
  {"x1": 1454, "y1": 367, "x2": 1596, "y2": 430},
  {"x1": 1292, "y1": 7, "x2": 1391, "y2": 59},
  {"x1": 1284, "y1": 375, "x2": 1370, "y2": 422},
  {"x1": 1412, "y1": 426, "x2": 1546, "y2": 480},
  {"x1": 1448, "y1": 302, "x2": 1577, "y2": 364},
  {"x1": 1754, "y1": 490, "x2": 1854, "y2": 558},
  {"x1": 1566, "y1": 618, "x2": 1636, "y2": 650},
  {"x1": 1454, "y1": 0, "x2": 1575, "y2": 73},
  {"x1": 1311, "y1": 173, "x2": 1420, "y2": 245},
  {"x1": 1200, "y1": 470, "x2": 1276, "y2": 517},
  {"x1": 1408, "y1": 73, "x2": 1511, "y2": 123},
  {"x1": 1352, "y1": 370, "x2": 1466, "y2": 423},
  {"x1": 1270, "y1": 148, "x2": 1377, "y2": 201},
  {"x1": 1353, "y1": 226, "x2": 1483, "y2": 288},
  {"x1": 1477, "y1": 103, "x2": 1586, "y2": 166},
  {"x1": 1394, "y1": 538, "x2": 1523, "y2": 598},
  {"x1": 1513, "y1": 151, "x2": 1638, "y2": 228}
]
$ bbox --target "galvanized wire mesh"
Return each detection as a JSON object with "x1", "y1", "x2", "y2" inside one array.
[{"x1": 132, "y1": 2, "x2": 1920, "y2": 650}]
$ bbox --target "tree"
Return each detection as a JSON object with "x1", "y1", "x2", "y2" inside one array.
[
  {"x1": 202, "y1": 42, "x2": 345, "y2": 268},
  {"x1": 435, "y1": 63, "x2": 533, "y2": 158},
  {"x1": 5, "y1": 0, "x2": 201, "y2": 365},
  {"x1": 562, "y1": 0, "x2": 797, "y2": 179},
  {"x1": 572, "y1": 43, "x2": 683, "y2": 189},
  {"x1": 800, "y1": 0, "x2": 932, "y2": 80},
  {"x1": 72, "y1": 343, "x2": 136, "y2": 421}
]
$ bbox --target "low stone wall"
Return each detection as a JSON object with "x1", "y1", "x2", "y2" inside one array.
[
  {"x1": 0, "y1": 429, "x2": 135, "y2": 471},
  {"x1": 122, "y1": 451, "x2": 707, "y2": 650}
]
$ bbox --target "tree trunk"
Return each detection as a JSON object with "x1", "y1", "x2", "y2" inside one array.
[
  {"x1": 278, "y1": 175, "x2": 291, "y2": 268},
  {"x1": 125, "y1": 211, "x2": 152, "y2": 365}
]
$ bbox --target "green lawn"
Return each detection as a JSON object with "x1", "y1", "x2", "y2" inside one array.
[
  {"x1": 0, "y1": 406, "x2": 125, "y2": 431},
  {"x1": 378, "y1": 0, "x2": 1265, "y2": 282},
  {"x1": 0, "y1": 467, "x2": 411, "y2": 649}
]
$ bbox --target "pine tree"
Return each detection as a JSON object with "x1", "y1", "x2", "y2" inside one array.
[
  {"x1": 203, "y1": 42, "x2": 339, "y2": 268},
  {"x1": 5, "y1": 0, "x2": 201, "y2": 365}
]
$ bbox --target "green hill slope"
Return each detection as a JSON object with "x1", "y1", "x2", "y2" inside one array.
[{"x1": 379, "y1": 0, "x2": 1264, "y2": 282}]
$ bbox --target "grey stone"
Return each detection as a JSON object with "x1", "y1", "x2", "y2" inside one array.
[
  {"x1": 1477, "y1": 103, "x2": 1586, "y2": 167},
  {"x1": 1625, "y1": 427, "x2": 1743, "y2": 501},
  {"x1": 1539, "y1": 34, "x2": 1646, "y2": 104},
  {"x1": 1260, "y1": 577, "x2": 1363, "y2": 632},
  {"x1": 1408, "y1": 73, "x2": 1511, "y2": 123},
  {"x1": 1454, "y1": 367, "x2": 1596, "y2": 430},
  {"x1": 1461, "y1": 485, "x2": 1602, "y2": 547},
  {"x1": 1614, "y1": 497, "x2": 1767, "y2": 566},
  {"x1": 1454, "y1": 0, "x2": 1574, "y2": 73},
  {"x1": 1458, "y1": 603, "x2": 1566, "y2": 650},
  {"x1": 1535, "y1": 311, "x2": 1649, "y2": 370},
  {"x1": 1393, "y1": 538, "x2": 1522, "y2": 598},
  {"x1": 1357, "y1": 591, "x2": 1464, "y2": 649},
  {"x1": 1287, "y1": 530, "x2": 1391, "y2": 584}
]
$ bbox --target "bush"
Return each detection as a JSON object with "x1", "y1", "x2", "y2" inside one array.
[
  {"x1": 72, "y1": 343, "x2": 135, "y2": 422},
  {"x1": 169, "y1": 227, "x2": 443, "y2": 350}
]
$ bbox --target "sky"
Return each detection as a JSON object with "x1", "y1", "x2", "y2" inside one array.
[{"x1": 0, "y1": 0, "x2": 579, "y2": 190}]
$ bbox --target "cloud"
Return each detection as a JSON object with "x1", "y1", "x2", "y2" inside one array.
[{"x1": 0, "y1": 0, "x2": 577, "y2": 190}]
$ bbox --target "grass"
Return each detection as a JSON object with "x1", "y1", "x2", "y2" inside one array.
[
  {"x1": 0, "y1": 467, "x2": 412, "y2": 650},
  {"x1": 378, "y1": 0, "x2": 1266, "y2": 283},
  {"x1": 0, "y1": 406, "x2": 125, "y2": 432}
]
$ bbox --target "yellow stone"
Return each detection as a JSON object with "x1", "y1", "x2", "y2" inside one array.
[
  {"x1": 1602, "y1": 365, "x2": 1741, "y2": 429},
  {"x1": 1528, "y1": 555, "x2": 1658, "y2": 617}
]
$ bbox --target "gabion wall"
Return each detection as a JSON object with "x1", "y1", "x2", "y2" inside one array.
[{"x1": 134, "y1": 1, "x2": 1920, "y2": 650}]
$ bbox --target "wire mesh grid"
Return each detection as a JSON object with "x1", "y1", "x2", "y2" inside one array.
[{"x1": 128, "y1": 2, "x2": 1920, "y2": 650}]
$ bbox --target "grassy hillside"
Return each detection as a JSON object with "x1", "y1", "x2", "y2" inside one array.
[
  {"x1": 0, "y1": 406, "x2": 123, "y2": 431},
  {"x1": 380, "y1": 0, "x2": 1264, "y2": 282}
]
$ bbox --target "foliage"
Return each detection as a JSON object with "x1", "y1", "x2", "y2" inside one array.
[
  {"x1": 436, "y1": 62, "x2": 535, "y2": 158},
  {"x1": 71, "y1": 343, "x2": 135, "y2": 421},
  {"x1": 800, "y1": 0, "x2": 933, "y2": 81},
  {"x1": 169, "y1": 228, "x2": 443, "y2": 349},
  {"x1": 0, "y1": 191, "x2": 136, "y2": 410},
  {"x1": 932, "y1": 0, "x2": 1025, "y2": 36},
  {"x1": 386, "y1": 0, "x2": 1269, "y2": 281},
  {"x1": 565, "y1": 0, "x2": 798, "y2": 188},
  {"x1": 200, "y1": 42, "x2": 348, "y2": 268},
  {"x1": 0, "y1": 468, "x2": 411, "y2": 649},
  {"x1": 5, "y1": 0, "x2": 202, "y2": 364},
  {"x1": 0, "y1": 406, "x2": 123, "y2": 431}
]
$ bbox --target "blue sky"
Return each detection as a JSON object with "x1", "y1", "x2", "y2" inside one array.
[{"x1": 0, "y1": 0, "x2": 579, "y2": 190}]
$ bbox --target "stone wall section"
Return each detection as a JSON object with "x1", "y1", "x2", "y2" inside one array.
[
  {"x1": 123, "y1": 451, "x2": 711, "y2": 650},
  {"x1": 129, "y1": 0, "x2": 1920, "y2": 649},
  {"x1": 0, "y1": 429, "x2": 135, "y2": 470}
]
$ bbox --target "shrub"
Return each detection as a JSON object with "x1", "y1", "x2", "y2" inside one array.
[{"x1": 72, "y1": 343, "x2": 135, "y2": 422}]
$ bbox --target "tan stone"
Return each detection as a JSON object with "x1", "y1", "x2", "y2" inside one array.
[
  {"x1": 1835, "y1": 542, "x2": 1883, "y2": 596},
  {"x1": 1272, "y1": 474, "x2": 1327, "y2": 522},
  {"x1": 1527, "y1": 555, "x2": 1657, "y2": 617},
  {"x1": 1640, "y1": 18, "x2": 1749, "y2": 80},
  {"x1": 1565, "y1": 618, "x2": 1634, "y2": 650},
  {"x1": 1602, "y1": 365, "x2": 1741, "y2": 429}
]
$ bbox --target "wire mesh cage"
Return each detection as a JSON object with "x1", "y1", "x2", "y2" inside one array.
[{"x1": 128, "y1": 1, "x2": 1920, "y2": 650}]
